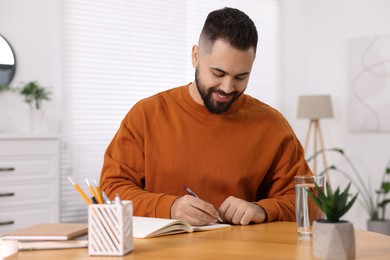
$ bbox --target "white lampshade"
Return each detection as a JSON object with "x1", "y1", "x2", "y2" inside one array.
[{"x1": 297, "y1": 95, "x2": 333, "y2": 119}]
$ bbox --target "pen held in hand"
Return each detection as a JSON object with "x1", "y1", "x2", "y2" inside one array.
[
  {"x1": 183, "y1": 186, "x2": 199, "y2": 198},
  {"x1": 183, "y1": 186, "x2": 224, "y2": 223}
]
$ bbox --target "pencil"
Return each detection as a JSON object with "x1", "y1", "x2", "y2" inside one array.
[
  {"x1": 85, "y1": 178, "x2": 99, "y2": 204},
  {"x1": 93, "y1": 179, "x2": 104, "y2": 204},
  {"x1": 67, "y1": 176, "x2": 92, "y2": 205}
]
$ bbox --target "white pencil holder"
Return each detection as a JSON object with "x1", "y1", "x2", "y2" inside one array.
[{"x1": 88, "y1": 200, "x2": 133, "y2": 256}]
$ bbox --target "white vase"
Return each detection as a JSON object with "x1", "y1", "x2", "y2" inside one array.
[
  {"x1": 313, "y1": 220, "x2": 355, "y2": 260},
  {"x1": 367, "y1": 220, "x2": 390, "y2": 235},
  {"x1": 29, "y1": 109, "x2": 46, "y2": 133}
]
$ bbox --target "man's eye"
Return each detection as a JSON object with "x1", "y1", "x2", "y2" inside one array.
[
  {"x1": 235, "y1": 76, "x2": 246, "y2": 81},
  {"x1": 213, "y1": 73, "x2": 224, "y2": 78}
]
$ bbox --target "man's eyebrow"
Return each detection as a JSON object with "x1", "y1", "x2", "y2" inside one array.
[{"x1": 209, "y1": 67, "x2": 250, "y2": 77}]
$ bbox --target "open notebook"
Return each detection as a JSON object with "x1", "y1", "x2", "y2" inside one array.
[{"x1": 133, "y1": 216, "x2": 231, "y2": 238}]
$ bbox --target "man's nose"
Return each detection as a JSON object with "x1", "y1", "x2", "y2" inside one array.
[{"x1": 219, "y1": 77, "x2": 234, "y2": 94}]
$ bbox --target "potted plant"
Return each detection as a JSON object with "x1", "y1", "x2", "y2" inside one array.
[
  {"x1": 307, "y1": 148, "x2": 390, "y2": 235},
  {"x1": 18, "y1": 81, "x2": 52, "y2": 133},
  {"x1": 308, "y1": 182, "x2": 358, "y2": 260},
  {"x1": 367, "y1": 162, "x2": 390, "y2": 235},
  {"x1": 19, "y1": 81, "x2": 51, "y2": 110}
]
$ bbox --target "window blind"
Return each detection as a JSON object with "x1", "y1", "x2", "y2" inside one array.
[{"x1": 61, "y1": 0, "x2": 280, "y2": 223}]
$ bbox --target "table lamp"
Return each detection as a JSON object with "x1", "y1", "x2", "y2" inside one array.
[{"x1": 297, "y1": 95, "x2": 333, "y2": 178}]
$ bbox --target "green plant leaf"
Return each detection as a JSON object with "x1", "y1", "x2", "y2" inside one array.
[
  {"x1": 339, "y1": 193, "x2": 359, "y2": 217},
  {"x1": 19, "y1": 81, "x2": 51, "y2": 109},
  {"x1": 326, "y1": 182, "x2": 333, "y2": 199},
  {"x1": 337, "y1": 183, "x2": 350, "y2": 213},
  {"x1": 379, "y1": 199, "x2": 390, "y2": 209},
  {"x1": 306, "y1": 184, "x2": 325, "y2": 212},
  {"x1": 0, "y1": 84, "x2": 11, "y2": 92},
  {"x1": 381, "y1": 182, "x2": 390, "y2": 194},
  {"x1": 307, "y1": 181, "x2": 358, "y2": 223},
  {"x1": 330, "y1": 187, "x2": 340, "y2": 212},
  {"x1": 334, "y1": 148, "x2": 344, "y2": 154}
]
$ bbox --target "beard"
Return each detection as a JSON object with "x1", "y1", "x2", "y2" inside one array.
[{"x1": 195, "y1": 68, "x2": 243, "y2": 114}]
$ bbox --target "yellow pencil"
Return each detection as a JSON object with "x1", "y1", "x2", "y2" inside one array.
[
  {"x1": 93, "y1": 179, "x2": 104, "y2": 204},
  {"x1": 85, "y1": 178, "x2": 99, "y2": 204},
  {"x1": 67, "y1": 176, "x2": 92, "y2": 205}
]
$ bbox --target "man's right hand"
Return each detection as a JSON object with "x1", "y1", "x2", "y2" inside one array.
[{"x1": 170, "y1": 195, "x2": 219, "y2": 226}]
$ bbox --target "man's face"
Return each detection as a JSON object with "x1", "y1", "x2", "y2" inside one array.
[{"x1": 191, "y1": 39, "x2": 255, "y2": 114}]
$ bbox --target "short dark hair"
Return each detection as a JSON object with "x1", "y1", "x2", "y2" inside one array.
[{"x1": 199, "y1": 7, "x2": 258, "y2": 53}]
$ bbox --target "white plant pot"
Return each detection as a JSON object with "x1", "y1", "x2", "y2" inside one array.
[
  {"x1": 313, "y1": 220, "x2": 355, "y2": 260},
  {"x1": 367, "y1": 220, "x2": 390, "y2": 236},
  {"x1": 30, "y1": 109, "x2": 46, "y2": 133}
]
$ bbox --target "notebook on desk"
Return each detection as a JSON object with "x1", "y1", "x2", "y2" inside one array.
[
  {"x1": 133, "y1": 216, "x2": 231, "y2": 238},
  {"x1": 16, "y1": 234, "x2": 88, "y2": 251},
  {"x1": 1, "y1": 223, "x2": 88, "y2": 241}
]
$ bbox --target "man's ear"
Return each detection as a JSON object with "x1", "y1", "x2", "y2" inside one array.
[{"x1": 191, "y1": 45, "x2": 199, "y2": 68}]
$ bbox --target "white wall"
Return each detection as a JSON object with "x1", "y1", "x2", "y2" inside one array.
[
  {"x1": 281, "y1": 0, "x2": 390, "y2": 229},
  {"x1": 0, "y1": 0, "x2": 61, "y2": 133}
]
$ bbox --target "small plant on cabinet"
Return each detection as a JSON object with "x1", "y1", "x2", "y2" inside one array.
[{"x1": 19, "y1": 81, "x2": 51, "y2": 109}]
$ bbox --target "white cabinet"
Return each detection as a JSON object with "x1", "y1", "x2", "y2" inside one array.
[{"x1": 0, "y1": 134, "x2": 59, "y2": 234}]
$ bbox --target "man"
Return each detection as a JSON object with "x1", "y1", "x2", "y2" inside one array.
[{"x1": 100, "y1": 7, "x2": 311, "y2": 226}]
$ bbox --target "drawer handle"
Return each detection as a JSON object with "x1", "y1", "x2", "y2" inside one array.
[
  {"x1": 0, "y1": 192, "x2": 15, "y2": 197},
  {"x1": 0, "y1": 220, "x2": 14, "y2": 226},
  {"x1": 0, "y1": 167, "x2": 15, "y2": 172}
]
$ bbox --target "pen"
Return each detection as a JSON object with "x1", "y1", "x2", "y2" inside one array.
[
  {"x1": 183, "y1": 186, "x2": 224, "y2": 223},
  {"x1": 91, "y1": 196, "x2": 98, "y2": 204},
  {"x1": 114, "y1": 193, "x2": 122, "y2": 205},
  {"x1": 67, "y1": 176, "x2": 92, "y2": 205},
  {"x1": 184, "y1": 186, "x2": 199, "y2": 198},
  {"x1": 101, "y1": 191, "x2": 112, "y2": 204}
]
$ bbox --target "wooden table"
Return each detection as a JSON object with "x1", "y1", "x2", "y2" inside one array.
[{"x1": 6, "y1": 222, "x2": 390, "y2": 259}]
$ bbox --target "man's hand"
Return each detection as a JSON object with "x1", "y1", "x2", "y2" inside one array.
[
  {"x1": 219, "y1": 196, "x2": 267, "y2": 225},
  {"x1": 171, "y1": 195, "x2": 220, "y2": 226}
]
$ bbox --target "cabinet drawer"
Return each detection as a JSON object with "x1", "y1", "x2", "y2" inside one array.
[
  {"x1": 0, "y1": 136, "x2": 60, "y2": 233},
  {"x1": 0, "y1": 204, "x2": 59, "y2": 234},
  {"x1": 0, "y1": 156, "x2": 57, "y2": 181},
  {"x1": 0, "y1": 181, "x2": 58, "y2": 207},
  {"x1": 0, "y1": 139, "x2": 59, "y2": 156}
]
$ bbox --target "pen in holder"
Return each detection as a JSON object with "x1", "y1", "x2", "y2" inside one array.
[{"x1": 88, "y1": 200, "x2": 133, "y2": 256}]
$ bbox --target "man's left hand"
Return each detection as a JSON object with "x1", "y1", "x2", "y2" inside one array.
[{"x1": 218, "y1": 196, "x2": 267, "y2": 225}]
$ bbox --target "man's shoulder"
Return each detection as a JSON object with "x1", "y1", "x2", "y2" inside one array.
[
  {"x1": 131, "y1": 85, "x2": 185, "y2": 111},
  {"x1": 242, "y1": 94, "x2": 293, "y2": 130},
  {"x1": 123, "y1": 85, "x2": 186, "y2": 124},
  {"x1": 243, "y1": 94, "x2": 282, "y2": 117},
  {"x1": 137, "y1": 85, "x2": 184, "y2": 105}
]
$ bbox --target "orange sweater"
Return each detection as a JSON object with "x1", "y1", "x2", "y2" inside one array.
[{"x1": 100, "y1": 84, "x2": 312, "y2": 222}]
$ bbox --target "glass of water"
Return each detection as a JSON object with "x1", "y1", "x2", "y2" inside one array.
[{"x1": 294, "y1": 175, "x2": 325, "y2": 239}]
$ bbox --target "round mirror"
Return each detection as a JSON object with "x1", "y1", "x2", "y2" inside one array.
[{"x1": 0, "y1": 34, "x2": 16, "y2": 85}]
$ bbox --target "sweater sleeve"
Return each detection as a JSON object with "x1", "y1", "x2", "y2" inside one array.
[
  {"x1": 99, "y1": 108, "x2": 179, "y2": 219},
  {"x1": 254, "y1": 133, "x2": 312, "y2": 222}
]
